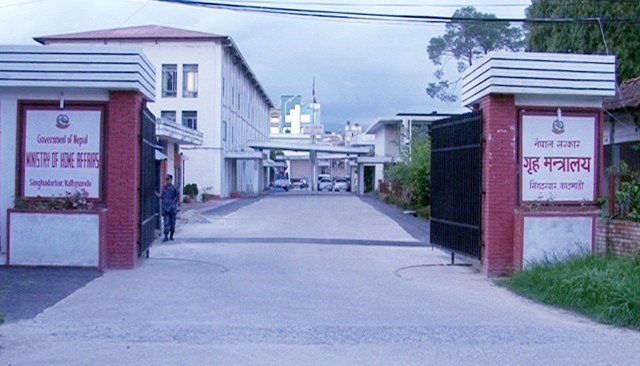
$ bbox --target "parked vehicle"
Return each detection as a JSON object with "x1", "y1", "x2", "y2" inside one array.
[
  {"x1": 318, "y1": 177, "x2": 333, "y2": 191},
  {"x1": 333, "y1": 177, "x2": 349, "y2": 192},
  {"x1": 317, "y1": 174, "x2": 331, "y2": 190},
  {"x1": 273, "y1": 171, "x2": 290, "y2": 191}
]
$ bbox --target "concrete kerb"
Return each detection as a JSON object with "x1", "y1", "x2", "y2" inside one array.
[
  {"x1": 176, "y1": 198, "x2": 238, "y2": 225},
  {"x1": 182, "y1": 198, "x2": 238, "y2": 212}
]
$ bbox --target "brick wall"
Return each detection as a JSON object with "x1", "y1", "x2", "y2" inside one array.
[
  {"x1": 105, "y1": 91, "x2": 143, "y2": 268},
  {"x1": 98, "y1": 208, "x2": 108, "y2": 270},
  {"x1": 596, "y1": 218, "x2": 640, "y2": 258},
  {"x1": 513, "y1": 210, "x2": 524, "y2": 271},
  {"x1": 480, "y1": 95, "x2": 518, "y2": 276}
]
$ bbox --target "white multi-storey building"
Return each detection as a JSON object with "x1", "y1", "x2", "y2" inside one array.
[{"x1": 36, "y1": 25, "x2": 273, "y2": 198}]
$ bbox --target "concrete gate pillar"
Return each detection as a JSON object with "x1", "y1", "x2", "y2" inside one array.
[{"x1": 462, "y1": 52, "x2": 616, "y2": 276}]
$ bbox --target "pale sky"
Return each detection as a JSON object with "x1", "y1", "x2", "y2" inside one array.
[{"x1": 0, "y1": 0, "x2": 529, "y2": 131}]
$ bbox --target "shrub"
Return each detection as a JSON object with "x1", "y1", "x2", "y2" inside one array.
[
  {"x1": 200, "y1": 186, "x2": 215, "y2": 202},
  {"x1": 383, "y1": 194, "x2": 410, "y2": 210},
  {"x1": 610, "y1": 162, "x2": 640, "y2": 222},
  {"x1": 616, "y1": 174, "x2": 640, "y2": 222},
  {"x1": 183, "y1": 183, "x2": 199, "y2": 198}
]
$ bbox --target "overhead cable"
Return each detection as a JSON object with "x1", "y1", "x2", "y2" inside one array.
[{"x1": 153, "y1": 0, "x2": 640, "y2": 25}]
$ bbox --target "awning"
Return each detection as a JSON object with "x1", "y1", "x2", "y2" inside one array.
[{"x1": 155, "y1": 150, "x2": 169, "y2": 160}]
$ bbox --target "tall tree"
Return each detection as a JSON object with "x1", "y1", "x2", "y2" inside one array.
[
  {"x1": 526, "y1": 0, "x2": 640, "y2": 82},
  {"x1": 426, "y1": 6, "x2": 524, "y2": 102}
]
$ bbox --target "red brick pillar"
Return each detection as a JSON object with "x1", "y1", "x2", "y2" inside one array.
[
  {"x1": 105, "y1": 91, "x2": 143, "y2": 268},
  {"x1": 481, "y1": 95, "x2": 518, "y2": 276}
]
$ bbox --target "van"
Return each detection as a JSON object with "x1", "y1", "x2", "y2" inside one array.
[{"x1": 273, "y1": 171, "x2": 291, "y2": 191}]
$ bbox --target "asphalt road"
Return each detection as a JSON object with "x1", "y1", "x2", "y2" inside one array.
[
  {"x1": 0, "y1": 267, "x2": 101, "y2": 323},
  {"x1": 1, "y1": 192, "x2": 639, "y2": 365}
]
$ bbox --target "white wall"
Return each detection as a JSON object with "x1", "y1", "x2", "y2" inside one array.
[
  {"x1": 373, "y1": 127, "x2": 386, "y2": 190},
  {"x1": 9, "y1": 211, "x2": 100, "y2": 266},
  {"x1": 523, "y1": 216, "x2": 593, "y2": 268},
  {"x1": 141, "y1": 41, "x2": 224, "y2": 196},
  {"x1": 373, "y1": 125, "x2": 402, "y2": 188},
  {"x1": 220, "y1": 45, "x2": 271, "y2": 196}
]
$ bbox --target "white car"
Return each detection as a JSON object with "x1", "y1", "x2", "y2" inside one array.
[
  {"x1": 318, "y1": 177, "x2": 333, "y2": 191},
  {"x1": 333, "y1": 177, "x2": 349, "y2": 192}
]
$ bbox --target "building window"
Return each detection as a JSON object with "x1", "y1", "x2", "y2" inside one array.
[
  {"x1": 182, "y1": 64, "x2": 198, "y2": 98},
  {"x1": 223, "y1": 121, "x2": 227, "y2": 141},
  {"x1": 182, "y1": 111, "x2": 197, "y2": 130},
  {"x1": 160, "y1": 111, "x2": 176, "y2": 123},
  {"x1": 162, "y1": 64, "x2": 177, "y2": 98}
]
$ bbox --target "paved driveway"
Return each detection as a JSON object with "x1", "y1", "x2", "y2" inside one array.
[{"x1": 1, "y1": 193, "x2": 639, "y2": 365}]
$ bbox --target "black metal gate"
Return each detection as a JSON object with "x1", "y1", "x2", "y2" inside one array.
[
  {"x1": 140, "y1": 107, "x2": 158, "y2": 257},
  {"x1": 430, "y1": 111, "x2": 483, "y2": 259}
]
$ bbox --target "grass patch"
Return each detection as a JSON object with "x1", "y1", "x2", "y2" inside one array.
[
  {"x1": 383, "y1": 194, "x2": 410, "y2": 210},
  {"x1": 502, "y1": 254, "x2": 640, "y2": 329},
  {"x1": 415, "y1": 205, "x2": 430, "y2": 219},
  {"x1": 0, "y1": 285, "x2": 9, "y2": 324}
]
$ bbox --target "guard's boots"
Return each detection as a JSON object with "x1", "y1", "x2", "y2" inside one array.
[
  {"x1": 163, "y1": 234, "x2": 169, "y2": 242},
  {"x1": 169, "y1": 232, "x2": 174, "y2": 241}
]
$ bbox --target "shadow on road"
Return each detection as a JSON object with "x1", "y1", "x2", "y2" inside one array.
[{"x1": 0, "y1": 267, "x2": 101, "y2": 324}]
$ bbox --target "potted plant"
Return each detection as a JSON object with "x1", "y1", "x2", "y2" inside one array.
[{"x1": 183, "y1": 183, "x2": 199, "y2": 202}]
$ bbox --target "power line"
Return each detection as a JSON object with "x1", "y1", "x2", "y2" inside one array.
[
  {"x1": 152, "y1": 0, "x2": 640, "y2": 25},
  {"x1": 215, "y1": 1, "x2": 530, "y2": 8},
  {"x1": 0, "y1": 0, "x2": 47, "y2": 9},
  {"x1": 119, "y1": 0, "x2": 153, "y2": 28}
]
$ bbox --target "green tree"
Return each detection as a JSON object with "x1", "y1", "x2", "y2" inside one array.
[
  {"x1": 427, "y1": 6, "x2": 524, "y2": 102},
  {"x1": 526, "y1": 0, "x2": 640, "y2": 82}
]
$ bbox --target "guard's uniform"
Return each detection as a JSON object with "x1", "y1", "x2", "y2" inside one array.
[{"x1": 161, "y1": 183, "x2": 179, "y2": 240}]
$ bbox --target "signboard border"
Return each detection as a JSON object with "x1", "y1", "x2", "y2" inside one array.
[
  {"x1": 17, "y1": 101, "x2": 107, "y2": 203},
  {"x1": 518, "y1": 108, "x2": 602, "y2": 205}
]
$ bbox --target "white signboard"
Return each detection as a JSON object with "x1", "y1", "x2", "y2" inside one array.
[
  {"x1": 302, "y1": 124, "x2": 324, "y2": 136},
  {"x1": 521, "y1": 114, "x2": 596, "y2": 202},
  {"x1": 23, "y1": 109, "x2": 102, "y2": 199}
]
